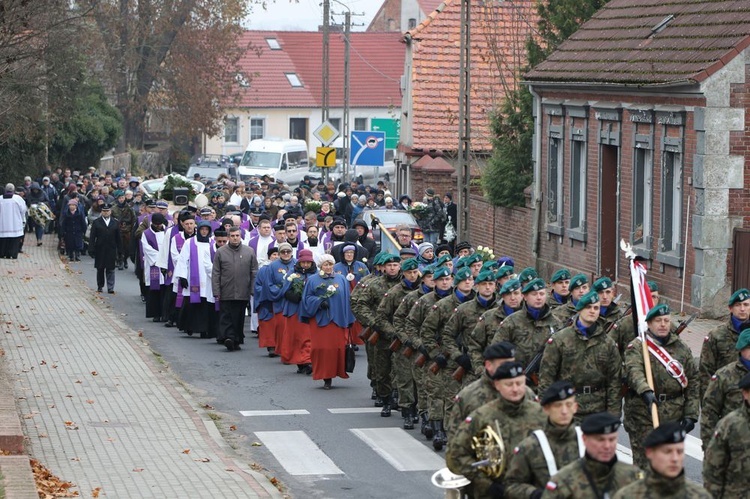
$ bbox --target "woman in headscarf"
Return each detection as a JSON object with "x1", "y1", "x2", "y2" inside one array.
[{"x1": 280, "y1": 249, "x2": 317, "y2": 374}]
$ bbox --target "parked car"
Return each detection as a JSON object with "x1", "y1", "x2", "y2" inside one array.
[
  {"x1": 186, "y1": 154, "x2": 237, "y2": 181},
  {"x1": 360, "y1": 209, "x2": 422, "y2": 253}
]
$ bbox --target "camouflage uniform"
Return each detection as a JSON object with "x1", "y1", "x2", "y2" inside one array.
[
  {"x1": 442, "y1": 295, "x2": 497, "y2": 385},
  {"x1": 552, "y1": 301, "x2": 577, "y2": 326},
  {"x1": 612, "y1": 470, "x2": 711, "y2": 498},
  {"x1": 546, "y1": 292, "x2": 569, "y2": 310},
  {"x1": 405, "y1": 291, "x2": 444, "y2": 419},
  {"x1": 466, "y1": 302, "x2": 518, "y2": 378},
  {"x1": 700, "y1": 359, "x2": 749, "y2": 449},
  {"x1": 350, "y1": 272, "x2": 379, "y2": 388},
  {"x1": 446, "y1": 395, "x2": 545, "y2": 499},
  {"x1": 392, "y1": 285, "x2": 429, "y2": 412},
  {"x1": 539, "y1": 321, "x2": 622, "y2": 420},
  {"x1": 491, "y1": 304, "x2": 562, "y2": 390},
  {"x1": 703, "y1": 402, "x2": 750, "y2": 499},
  {"x1": 623, "y1": 330, "x2": 700, "y2": 470},
  {"x1": 596, "y1": 303, "x2": 625, "y2": 334},
  {"x1": 541, "y1": 456, "x2": 642, "y2": 499},
  {"x1": 699, "y1": 319, "x2": 744, "y2": 399},
  {"x1": 111, "y1": 202, "x2": 136, "y2": 269},
  {"x1": 505, "y1": 421, "x2": 583, "y2": 499},
  {"x1": 608, "y1": 311, "x2": 637, "y2": 362}
]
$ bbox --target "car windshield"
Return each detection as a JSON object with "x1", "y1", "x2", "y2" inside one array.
[
  {"x1": 364, "y1": 211, "x2": 416, "y2": 225},
  {"x1": 240, "y1": 151, "x2": 281, "y2": 168},
  {"x1": 192, "y1": 155, "x2": 229, "y2": 166}
]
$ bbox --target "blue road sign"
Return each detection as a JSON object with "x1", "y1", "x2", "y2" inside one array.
[{"x1": 350, "y1": 131, "x2": 385, "y2": 167}]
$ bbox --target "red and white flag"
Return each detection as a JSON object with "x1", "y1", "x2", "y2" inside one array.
[{"x1": 627, "y1": 255, "x2": 654, "y2": 341}]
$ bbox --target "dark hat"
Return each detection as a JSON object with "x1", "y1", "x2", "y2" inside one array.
[
  {"x1": 729, "y1": 288, "x2": 750, "y2": 306},
  {"x1": 454, "y1": 267, "x2": 473, "y2": 285},
  {"x1": 433, "y1": 266, "x2": 452, "y2": 280},
  {"x1": 425, "y1": 187, "x2": 435, "y2": 196},
  {"x1": 569, "y1": 274, "x2": 588, "y2": 292},
  {"x1": 445, "y1": 192, "x2": 453, "y2": 200},
  {"x1": 540, "y1": 381, "x2": 576, "y2": 406},
  {"x1": 490, "y1": 361, "x2": 525, "y2": 380},
  {"x1": 401, "y1": 258, "x2": 419, "y2": 271},
  {"x1": 581, "y1": 412, "x2": 621, "y2": 435},
  {"x1": 155, "y1": 200, "x2": 169, "y2": 209},
  {"x1": 436, "y1": 254, "x2": 452, "y2": 267},
  {"x1": 737, "y1": 329, "x2": 750, "y2": 351},
  {"x1": 151, "y1": 213, "x2": 167, "y2": 225},
  {"x1": 739, "y1": 372, "x2": 750, "y2": 390},
  {"x1": 496, "y1": 266, "x2": 514, "y2": 279},
  {"x1": 267, "y1": 246, "x2": 279, "y2": 257},
  {"x1": 483, "y1": 341, "x2": 516, "y2": 360},
  {"x1": 273, "y1": 223, "x2": 286, "y2": 231},
  {"x1": 197, "y1": 220, "x2": 212, "y2": 231},
  {"x1": 331, "y1": 218, "x2": 347, "y2": 228},
  {"x1": 645, "y1": 303, "x2": 670, "y2": 322},
  {"x1": 199, "y1": 207, "x2": 212, "y2": 216},
  {"x1": 400, "y1": 247, "x2": 417, "y2": 257},
  {"x1": 455, "y1": 241, "x2": 472, "y2": 253},
  {"x1": 221, "y1": 217, "x2": 234, "y2": 226},
  {"x1": 500, "y1": 278, "x2": 521, "y2": 295},
  {"x1": 518, "y1": 267, "x2": 539, "y2": 284},
  {"x1": 435, "y1": 244, "x2": 451, "y2": 256},
  {"x1": 101, "y1": 203, "x2": 113, "y2": 210},
  {"x1": 497, "y1": 256, "x2": 514, "y2": 268},
  {"x1": 381, "y1": 253, "x2": 400, "y2": 264},
  {"x1": 475, "y1": 270, "x2": 496, "y2": 284},
  {"x1": 214, "y1": 229, "x2": 227, "y2": 238},
  {"x1": 250, "y1": 207, "x2": 263, "y2": 216},
  {"x1": 642, "y1": 421, "x2": 686, "y2": 448},
  {"x1": 575, "y1": 290, "x2": 601, "y2": 312},
  {"x1": 551, "y1": 268, "x2": 572, "y2": 283},
  {"x1": 593, "y1": 277, "x2": 613, "y2": 292},
  {"x1": 260, "y1": 214, "x2": 271, "y2": 222},
  {"x1": 343, "y1": 244, "x2": 356, "y2": 253},
  {"x1": 522, "y1": 277, "x2": 546, "y2": 294},
  {"x1": 647, "y1": 280, "x2": 659, "y2": 292}
]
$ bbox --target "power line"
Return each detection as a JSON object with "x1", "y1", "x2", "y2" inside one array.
[{"x1": 337, "y1": 32, "x2": 402, "y2": 83}]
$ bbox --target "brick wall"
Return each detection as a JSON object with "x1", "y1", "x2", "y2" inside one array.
[
  {"x1": 409, "y1": 155, "x2": 457, "y2": 202},
  {"x1": 469, "y1": 193, "x2": 535, "y2": 270},
  {"x1": 367, "y1": 0, "x2": 401, "y2": 32}
]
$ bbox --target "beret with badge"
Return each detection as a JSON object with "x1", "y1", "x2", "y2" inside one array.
[
  {"x1": 551, "y1": 268, "x2": 572, "y2": 283},
  {"x1": 433, "y1": 266, "x2": 452, "y2": 280},
  {"x1": 522, "y1": 277, "x2": 546, "y2": 294},
  {"x1": 736, "y1": 328, "x2": 750, "y2": 351},
  {"x1": 642, "y1": 421, "x2": 686, "y2": 448},
  {"x1": 568, "y1": 273, "x2": 588, "y2": 292},
  {"x1": 490, "y1": 361, "x2": 525, "y2": 380},
  {"x1": 422, "y1": 264, "x2": 437, "y2": 276},
  {"x1": 729, "y1": 288, "x2": 750, "y2": 306},
  {"x1": 646, "y1": 303, "x2": 670, "y2": 322},
  {"x1": 581, "y1": 412, "x2": 621, "y2": 435},
  {"x1": 401, "y1": 258, "x2": 419, "y2": 271},
  {"x1": 518, "y1": 267, "x2": 539, "y2": 284},
  {"x1": 436, "y1": 254, "x2": 452, "y2": 267},
  {"x1": 496, "y1": 265, "x2": 514, "y2": 279},
  {"x1": 540, "y1": 380, "x2": 576, "y2": 406},
  {"x1": 647, "y1": 280, "x2": 659, "y2": 292},
  {"x1": 454, "y1": 267, "x2": 473, "y2": 285},
  {"x1": 500, "y1": 278, "x2": 522, "y2": 295},
  {"x1": 380, "y1": 253, "x2": 401, "y2": 265},
  {"x1": 575, "y1": 290, "x2": 601, "y2": 311},
  {"x1": 593, "y1": 277, "x2": 613, "y2": 292},
  {"x1": 475, "y1": 270, "x2": 496, "y2": 284},
  {"x1": 483, "y1": 341, "x2": 516, "y2": 360}
]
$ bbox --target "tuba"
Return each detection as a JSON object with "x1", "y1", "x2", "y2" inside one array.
[
  {"x1": 431, "y1": 467, "x2": 470, "y2": 499},
  {"x1": 470, "y1": 421, "x2": 506, "y2": 478}
]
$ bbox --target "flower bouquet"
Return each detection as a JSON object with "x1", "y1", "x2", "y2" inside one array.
[
  {"x1": 286, "y1": 272, "x2": 305, "y2": 296},
  {"x1": 475, "y1": 245, "x2": 496, "y2": 262},
  {"x1": 304, "y1": 200, "x2": 322, "y2": 214},
  {"x1": 407, "y1": 201, "x2": 429, "y2": 220},
  {"x1": 317, "y1": 282, "x2": 339, "y2": 298}
]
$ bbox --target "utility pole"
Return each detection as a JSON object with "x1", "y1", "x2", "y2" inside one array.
[
  {"x1": 321, "y1": 0, "x2": 330, "y2": 184},
  {"x1": 342, "y1": 10, "x2": 350, "y2": 183},
  {"x1": 457, "y1": 0, "x2": 471, "y2": 242}
]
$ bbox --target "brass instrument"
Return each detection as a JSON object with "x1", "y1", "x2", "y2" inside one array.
[
  {"x1": 470, "y1": 421, "x2": 506, "y2": 479},
  {"x1": 430, "y1": 468, "x2": 470, "y2": 499}
]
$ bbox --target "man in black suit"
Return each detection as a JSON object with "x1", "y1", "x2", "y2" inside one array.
[{"x1": 89, "y1": 203, "x2": 122, "y2": 293}]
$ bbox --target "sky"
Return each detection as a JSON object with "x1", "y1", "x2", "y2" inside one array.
[{"x1": 246, "y1": 0, "x2": 382, "y2": 31}]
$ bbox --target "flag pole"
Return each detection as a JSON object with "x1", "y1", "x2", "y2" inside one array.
[{"x1": 641, "y1": 333, "x2": 660, "y2": 427}]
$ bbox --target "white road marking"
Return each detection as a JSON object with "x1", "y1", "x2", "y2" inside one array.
[
  {"x1": 685, "y1": 435, "x2": 704, "y2": 461},
  {"x1": 328, "y1": 407, "x2": 383, "y2": 414},
  {"x1": 351, "y1": 427, "x2": 446, "y2": 471},
  {"x1": 254, "y1": 431, "x2": 343, "y2": 475},
  {"x1": 239, "y1": 409, "x2": 309, "y2": 416}
]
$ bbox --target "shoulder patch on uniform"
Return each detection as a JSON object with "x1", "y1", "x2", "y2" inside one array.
[
  {"x1": 432, "y1": 305, "x2": 439, "y2": 310},
  {"x1": 453, "y1": 395, "x2": 461, "y2": 402},
  {"x1": 464, "y1": 416, "x2": 472, "y2": 424},
  {"x1": 627, "y1": 343, "x2": 635, "y2": 350},
  {"x1": 711, "y1": 374, "x2": 718, "y2": 381},
  {"x1": 547, "y1": 337, "x2": 554, "y2": 344},
  {"x1": 704, "y1": 336, "x2": 710, "y2": 342},
  {"x1": 478, "y1": 316, "x2": 485, "y2": 322},
  {"x1": 513, "y1": 446, "x2": 520, "y2": 454},
  {"x1": 453, "y1": 308, "x2": 458, "y2": 313},
  {"x1": 546, "y1": 481, "x2": 558, "y2": 491},
  {"x1": 384, "y1": 292, "x2": 389, "y2": 297},
  {"x1": 636, "y1": 471, "x2": 645, "y2": 480}
]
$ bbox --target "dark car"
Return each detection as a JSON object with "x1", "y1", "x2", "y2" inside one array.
[
  {"x1": 361, "y1": 209, "x2": 422, "y2": 253},
  {"x1": 186, "y1": 154, "x2": 237, "y2": 181}
]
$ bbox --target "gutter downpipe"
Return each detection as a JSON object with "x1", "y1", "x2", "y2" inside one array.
[{"x1": 529, "y1": 84, "x2": 543, "y2": 265}]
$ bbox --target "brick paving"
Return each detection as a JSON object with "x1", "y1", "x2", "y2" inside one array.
[{"x1": 0, "y1": 239, "x2": 281, "y2": 499}]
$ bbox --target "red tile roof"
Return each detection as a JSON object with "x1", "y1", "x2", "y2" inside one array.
[
  {"x1": 526, "y1": 0, "x2": 750, "y2": 85},
  {"x1": 405, "y1": 0, "x2": 538, "y2": 151},
  {"x1": 418, "y1": 0, "x2": 444, "y2": 16},
  {"x1": 228, "y1": 31, "x2": 405, "y2": 108}
]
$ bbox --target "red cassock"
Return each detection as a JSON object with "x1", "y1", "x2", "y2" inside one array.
[
  {"x1": 309, "y1": 318, "x2": 349, "y2": 381},
  {"x1": 280, "y1": 315, "x2": 311, "y2": 365},
  {"x1": 258, "y1": 314, "x2": 277, "y2": 348}
]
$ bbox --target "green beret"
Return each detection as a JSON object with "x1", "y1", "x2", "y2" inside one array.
[
  {"x1": 372, "y1": 253, "x2": 386, "y2": 266},
  {"x1": 380, "y1": 253, "x2": 400, "y2": 265},
  {"x1": 454, "y1": 267, "x2": 473, "y2": 285},
  {"x1": 642, "y1": 421, "x2": 685, "y2": 448},
  {"x1": 729, "y1": 288, "x2": 750, "y2": 306},
  {"x1": 581, "y1": 412, "x2": 621, "y2": 435},
  {"x1": 551, "y1": 268, "x2": 572, "y2": 283},
  {"x1": 569, "y1": 274, "x2": 588, "y2": 292},
  {"x1": 518, "y1": 267, "x2": 538, "y2": 284},
  {"x1": 739, "y1": 372, "x2": 750, "y2": 390},
  {"x1": 436, "y1": 254, "x2": 452, "y2": 267},
  {"x1": 496, "y1": 266, "x2": 514, "y2": 279},
  {"x1": 645, "y1": 303, "x2": 670, "y2": 322},
  {"x1": 647, "y1": 280, "x2": 659, "y2": 292},
  {"x1": 593, "y1": 277, "x2": 613, "y2": 292},
  {"x1": 483, "y1": 341, "x2": 516, "y2": 360},
  {"x1": 466, "y1": 253, "x2": 483, "y2": 266},
  {"x1": 500, "y1": 278, "x2": 521, "y2": 295},
  {"x1": 481, "y1": 261, "x2": 499, "y2": 272},
  {"x1": 401, "y1": 258, "x2": 419, "y2": 271},
  {"x1": 490, "y1": 361, "x2": 524, "y2": 380},
  {"x1": 736, "y1": 329, "x2": 750, "y2": 351},
  {"x1": 456, "y1": 255, "x2": 472, "y2": 269},
  {"x1": 575, "y1": 290, "x2": 600, "y2": 311},
  {"x1": 540, "y1": 381, "x2": 576, "y2": 406},
  {"x1": 422, "y1": 264, "x2": 437, "y2": 276},
  {"x1": 433, "y1": 266, "x2": 451, "y2": 280},
  {"x1": 113, "y1": 189, "x2": 125, "y2": 197},
  {"x1": 475, "y1": 270, "x2": 496, "y2": 284},
  {"x1": 522, "y1": 277, "x2": 546, "y2": 294}
]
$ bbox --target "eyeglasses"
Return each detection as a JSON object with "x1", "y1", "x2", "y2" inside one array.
[
  {"x1": 280, "y1": 250, "x2": 292, "y2": 254},
  {"x1": 286, "y1": 229, "x2": 297, "y2": 233}
]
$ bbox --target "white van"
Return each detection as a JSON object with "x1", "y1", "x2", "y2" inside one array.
[{"x1": 237, "y1": 138, "x2": 309, "y2": 181}]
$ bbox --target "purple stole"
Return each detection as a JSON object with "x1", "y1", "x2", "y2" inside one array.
[
  {"x1": 188, "y1": 239, "x2": 202, "y2": 304},
  {"x1": 210, "y1": 244, "x2": 219, "y2": 311},
  {"x1": 144, "y1": 229, "x2": 161, "y2": 291},
  {"x1": 173, "y1": 233, "x2": 188, "y2": 307}
]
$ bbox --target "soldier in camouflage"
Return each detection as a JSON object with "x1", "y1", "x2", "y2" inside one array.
[
  {"x1": 699, "y1": 288, "x2": 750, "y2": 399},
  {"x1": 592, "y1": 277, "x2": 625, "y2": 332},
  {"x1": 421, "y1": 266, "x2": 476, "y2": 451},
  {"x1": 495, "y1": 264, "x2": 514, "y2": 288},
  {"x1": 518, "y1": 267, "x2": 539, "y2": 287},
  {"x1": 546, "y1": 269, "x2": 571, "y2": 309},
  {"x1": 542, "y1": 412, "x2": 642, "y2": 499},
  {"x1": 614, "y1": 421, "x2": 710, "y2": 498},
  {"x1": 552, "y1": 274, "x2": 589, "y2": 326},
  {"x1": 703, "y1": 372, "x2": 750, "y2": 498},
  {"x1": 466, "y1": 278, "x2": 523, "y2": 379},
  {"x1": 446, "y1": 362, "x2": 546, "y2": 499},
  {"x1": 623, "y1": 304, "x2": 700, "y2": 470},
  {"x1": 442, "y1": 270, "x2": 498, "y2": 385},
  {"x1": 700, "y1": 327, "x2": 750, "y2": 449},
  {"x1": 374, "y1": 258, "x2": 421, "y2": 422},
  {"x1": 539, "y1": 291, "x2": 622, "y2": 421},
  {"x1": 505, "y1": 381, "x2": 583, "y2": 499}
]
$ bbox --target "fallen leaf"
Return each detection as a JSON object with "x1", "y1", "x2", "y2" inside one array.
[
  {"x1": 75, "y1": 380, "x2": 82, "y2": 384},
  {"x1": 251, "y1": 442, "x2": 263, "y2": 447},
  {"x1": 19, "y1": 324, "x2": 29, "y2": 331},
  {"x1": 39, "y1": 433, "x2": 48, "y2": 438},
  {"x1": 182, "y1": 449, "x2": 190, "y2": 454},
  {"x1": 92, "y1": 487, "x2": 101, "y2": 497},
  {"x1": 86, "y1": 400, "x2": 94, "y2": 404},
  {"x1": 194, "y1": 457, "x2": 210, "y2": 462},
  {"x1": 201, "y1": 404, "x2": 214, "y2": 409},
  {"x1": 132, "y1": 468, "x2": 144, "y2": 472},
  {"x1": 65, "y1": 394, "x2": 73, "y2": 398},
  {"x1": 49, "y1": 404, "x2": 55, "y2": 409},
  {"x1": 52, "y1": 364, "x2": 58, "y2": 368},
  {"x1": 229, "y1": 425, "x2": 237, "y2": 431},
  {"x1": 90, "y1": 371, "x2": 98, "y2": 376},
  {"x1": 40, "y1": 360, "x2": 46, "y2": 365},
  {"x1": 71, "y1": 458, "x2": 80, "y2": 462},
  {"x1": 30, "y1": 458, "x2": 78, "y2": 497},
  {"x1": 138, "y1": 330, "x2": 143, "y2": 337}
]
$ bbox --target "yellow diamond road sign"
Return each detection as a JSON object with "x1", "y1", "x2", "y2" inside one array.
[
  {"x1": 316, "y1": 147, "x2": 336, "y2": 168},
  {"x1": 313, "y1": 121, "x2": 340, "y2": 147}
]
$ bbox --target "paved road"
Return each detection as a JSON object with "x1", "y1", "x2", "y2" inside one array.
[{"x1": 71, "y1": 256, "x2": 706, "y2": 497}]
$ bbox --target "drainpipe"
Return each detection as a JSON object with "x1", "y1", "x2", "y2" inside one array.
[{"x1": 529, "y1": 84, "x2": 543, "y2": 264}]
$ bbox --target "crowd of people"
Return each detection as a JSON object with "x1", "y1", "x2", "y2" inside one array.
[{"x1": 1, "y1": 165, "x2": 748, "y2": 498}]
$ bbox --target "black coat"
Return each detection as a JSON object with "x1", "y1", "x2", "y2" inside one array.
[
  {"x1": 89, "y1": 217, "x2": 122, "y2": 269},
  {"x1": 61, "y1": 211, "x2": 87, "y2": 251}
]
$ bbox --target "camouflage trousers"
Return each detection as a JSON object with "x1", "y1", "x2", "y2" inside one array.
[
  {"x1": 427, "y1": 365, "x2": 461, "y2": 421},
  {"x1": 624, "y1": 392, "x2": 687, "y2": 470},
  {"x1": 392, "y1": 348, "x2": 416, "y2": 409},
  {"x1": 413, "y1": 362, "x2": 429, "y2": 413},
  {"x1": 365, "y1": 340, "x2": 375, "y2": 387},
  {"x1": 373, "y1": 337, "x2": 393, "y2": 399}
]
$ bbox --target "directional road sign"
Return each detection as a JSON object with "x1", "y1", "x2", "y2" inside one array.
[
  {"x1": 316, "y1": 147, "x2": 336, "y2": 168},
  {"x1": 350, "y1": 131, "x2": 385, "y2": 167}
]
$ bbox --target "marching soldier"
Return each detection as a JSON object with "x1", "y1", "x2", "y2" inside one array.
[
  {"x1": 699, "y1": 288, "x2": 750, "y2": 398},
  {"x1": 491, "y1": 277, "x2": 562, "y2": 392},
  {"x1": 495, "y1": 264, "x2": 514, "y2": 288},
  {"x1": 553, "y1": 274, "x2": 590, "y2": 325},
  {"x1": 623, "y1": 304, "x2": 700, "y2": 470},
  {"x1": 700, "y1": 328, "x2": 750, "y2": 449},
  {"x1": 593, "y1": 277, "x2": 625, "y2": 331},
  {"x1": 542, "y1": 412, "x2": 642, "y2": 499},
  {"x1": 505, "y1": 381, "x2": 582, "y2": 499},
  {"x1": 466, "y1": 278, "x2": 523, "y2": 378},
  {"x1": 539, "y1": 291, "x2": 622, "y2": 421},
  {"x1": 703, "y1": 372, "x2": 750, "y2": 498},
  {"x1": 614, "y1": 421, "x2": 710, "y2": 498},
  {"x1": 421, "y1": 266, "x2": 476, "y2": 451},
  {"x1": 546, "y1": 269, "x2": 571, "y2": 309},
  {"x1": 518, "y1": 267, "x2": 539, "y2": 286},
  {"x1": 111, "y1": 189, "x2": 136, "y2": 270},
  {"x1": 446, "y1": 361, "x2": 545, "y2": 499},
  {"x1": 442, "y1": 270, "x2": 498, "y2": 385}
]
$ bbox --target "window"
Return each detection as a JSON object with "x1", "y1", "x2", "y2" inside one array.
[
  {"x1": 250, "y1": 118, "x2": 265, "y2": 141},
  {"x1": 354, "y1": 117, "x2": 368, "y2": 131},
  {"x1": 224, "y1": 117, "x2": 239, "y2": 143},
  {"x1": 289, "y1": 118, "x2": 307, "y2": 141},
  {"x1": 660, "y1": 148, "x2": 682, "y2": 254},
  {"x1": 266, "y1": 38, "x2": 281, "y2": 50},
  {"x1": 329, "y1": 118, "x2": 342, "y2": 133},
  {"x1": 285, "y1": 73, "x2": 303, "y2": 87},
  {"x1": 408, "y1": 18, "x2": 417, "y2": 29},
  {"x1": 546, "y1": 123, "x2": 564, "y2": 235},
  {"x1": 632, "y1": 140, "x2": 653, "y2": 247},
  {"x1": 568, "y1": 138, "x2": 586, "y2": 238}
]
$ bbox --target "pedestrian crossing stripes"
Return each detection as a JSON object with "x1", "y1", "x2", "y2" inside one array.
[
  {"x1": 684, "y1": 435, "x2": 704, "y2": 461},
  {"x1": 254, "y1": 431, "x2": 343, "y2": 475},
  {"x1": 328, "y1": 407, "x2": 382, "y2": 414},
  {"x1": 351, "y1": 428, "x2": 446, "y2": 471},
  {"x1": 239, "y1": 409, "x2": 310, "y2": 416}
]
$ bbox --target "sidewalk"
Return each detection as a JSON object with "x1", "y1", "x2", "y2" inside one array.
[{"x1": 0, "y1": 240, "x2": 282, "y2": 498}]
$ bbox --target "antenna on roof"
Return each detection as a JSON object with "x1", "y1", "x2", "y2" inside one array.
[{"x1": 650, "y1": 15, "x2": 674, "y2": 37}]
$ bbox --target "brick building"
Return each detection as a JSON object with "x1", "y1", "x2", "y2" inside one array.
[{"x1": 525, "y1": 0, "x2": 750, "y2": 315}]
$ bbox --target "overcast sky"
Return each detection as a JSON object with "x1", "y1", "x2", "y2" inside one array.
[{"x1": 247, "y1": 0, "x2": 382, "y2": 31}]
